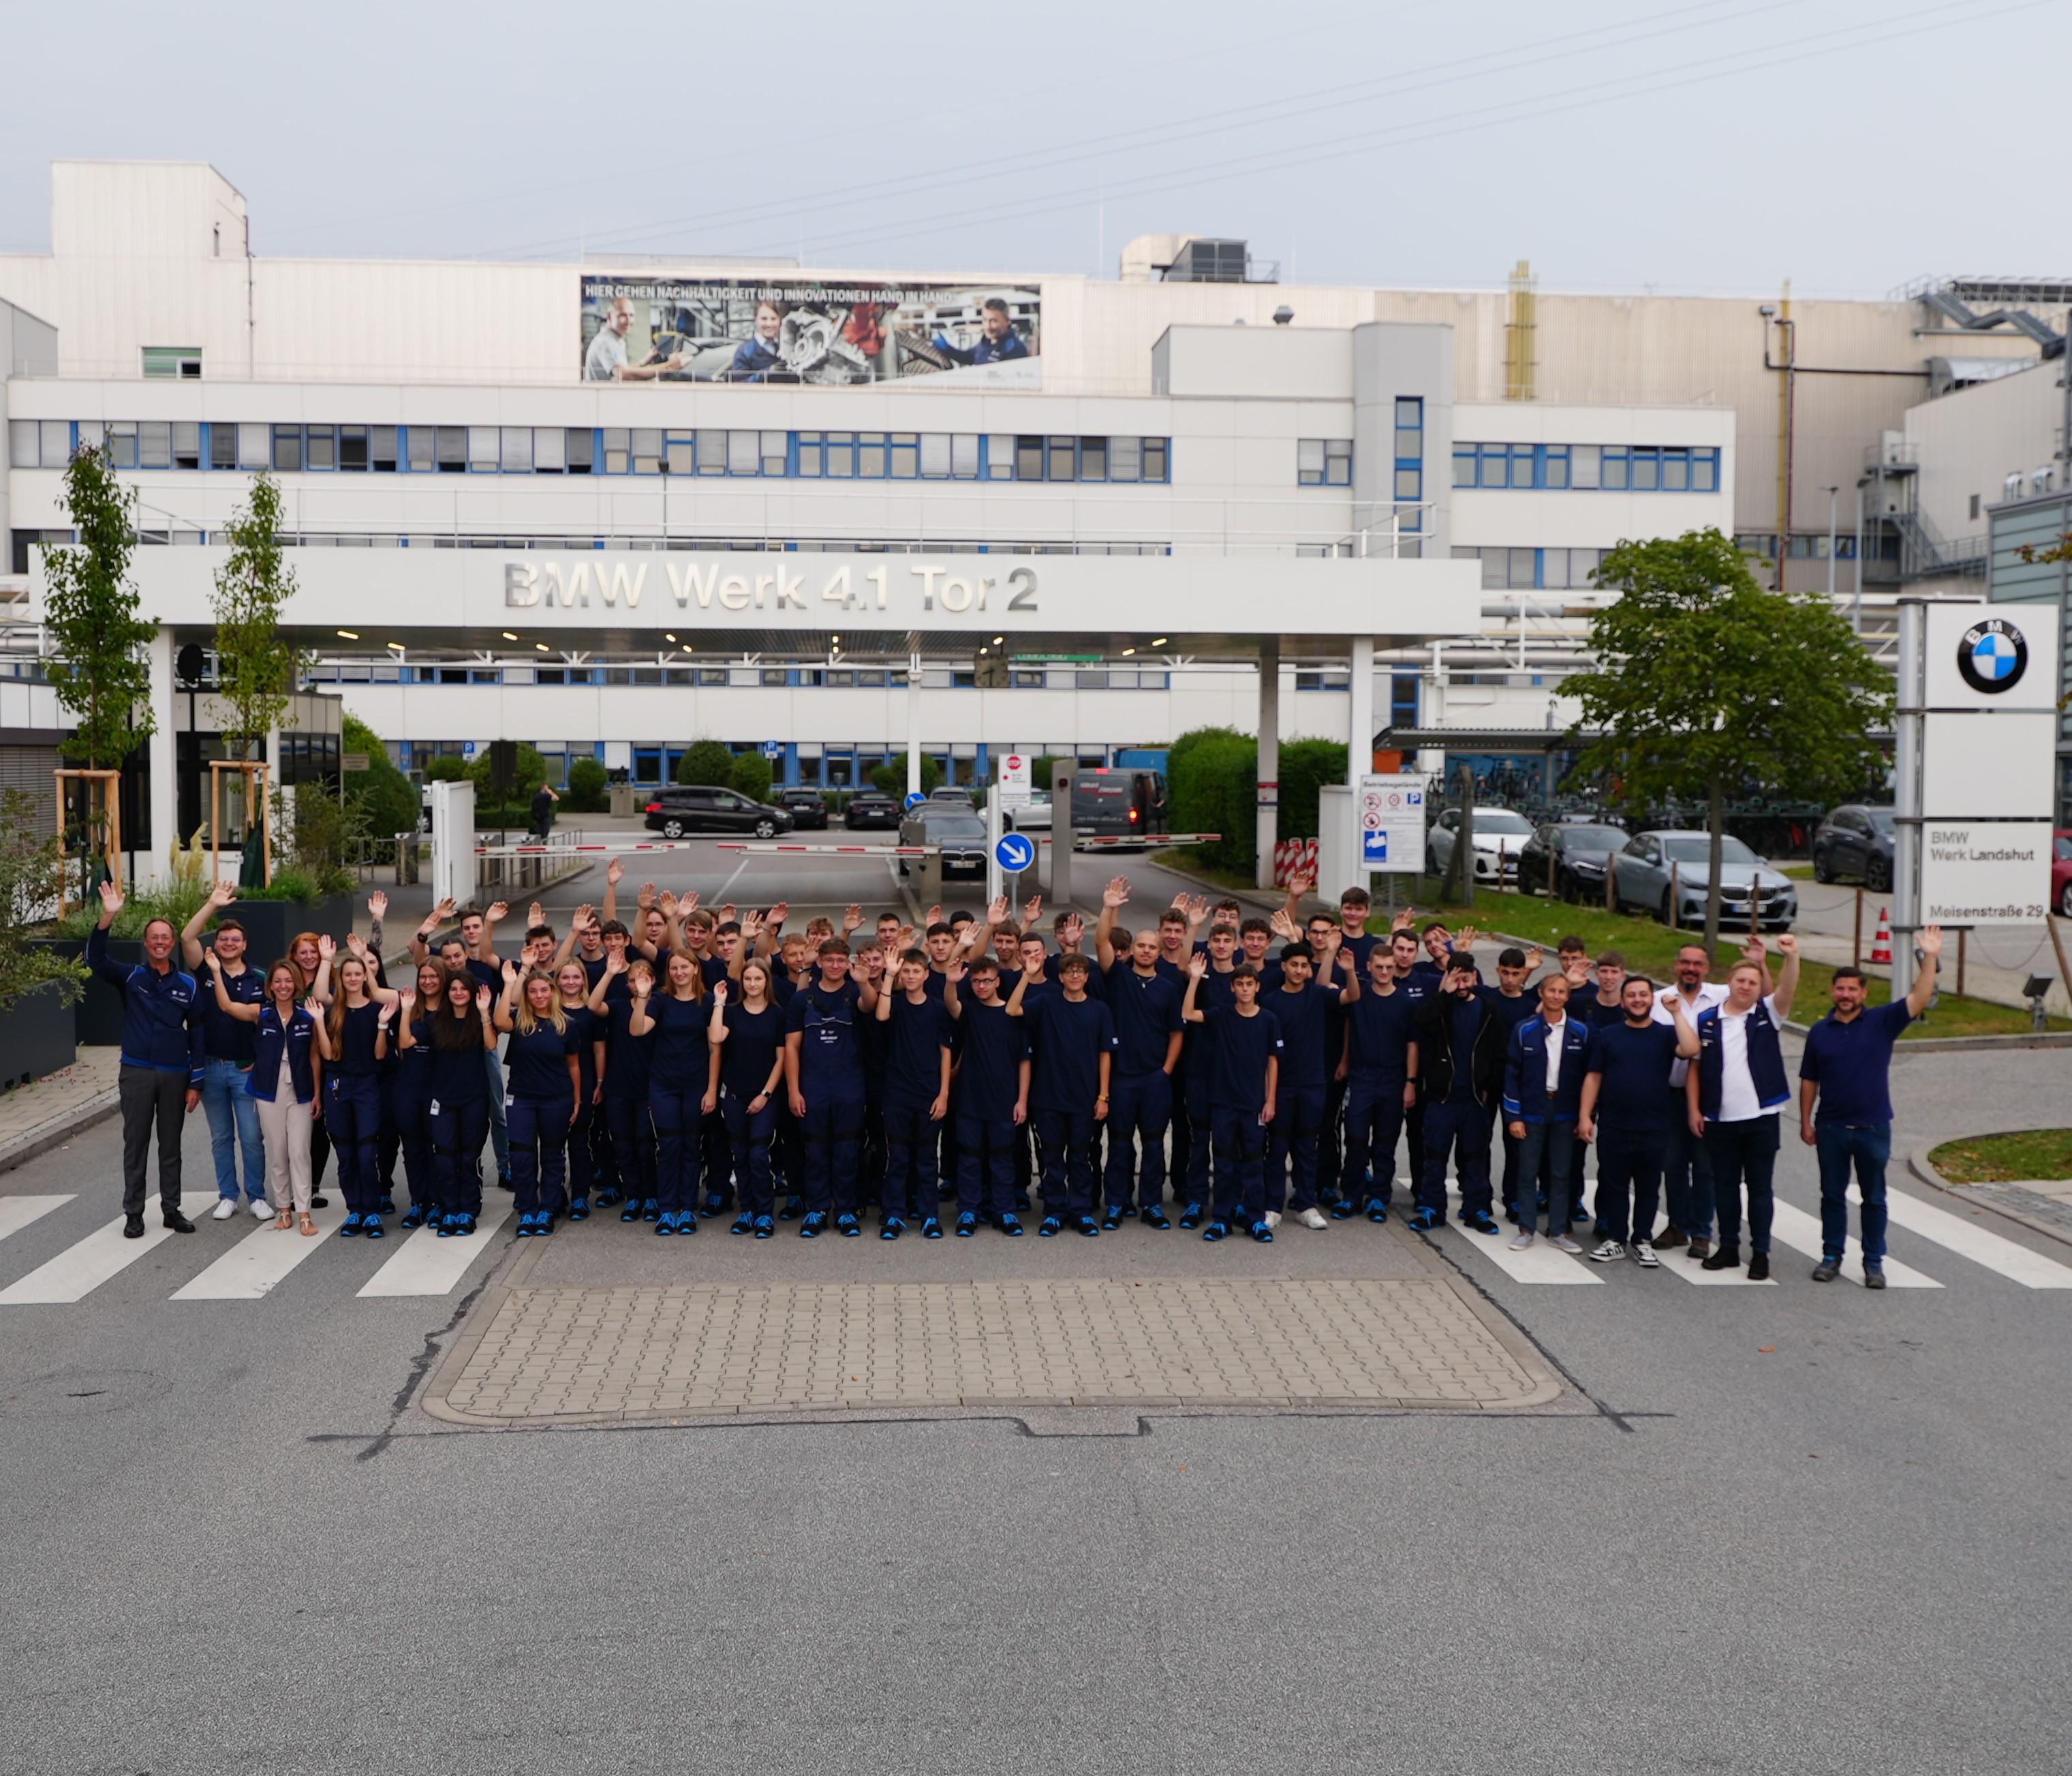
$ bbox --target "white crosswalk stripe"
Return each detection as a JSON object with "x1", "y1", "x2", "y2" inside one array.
[
  {"x1": 1662, "y1": 1250, "x2": 1776, "y2": 1285},
  {"x1": 1759, "y1": 1200, "x2": 1942, "y2": 1288},
  {"x1": 357, "y1": 1203, "x2": 513, "y2": 1297},
  {"x1": 1438, "y1": 1223, "x2": 1603, "y2": 1283},
  {"x1": 1853, "y1": 1186, "x2": 2072, "y2": 1290},
  {"x1": 170, "y1": 1202, "x2": 345, "y2": 1300},
  {"x1": 0, "y1": 1194, "x2": 74, "y2": 1245},
  {"x1": 0, "y1": 1195, "x2": 190, "y2": 1305}
]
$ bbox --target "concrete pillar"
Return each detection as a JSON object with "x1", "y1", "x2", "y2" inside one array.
[
  {"x1": 144, "y1": 625, "x2": 176, "y2": 888},
  {"x1": 906, "y1": 646, "x2": 923, "y2": 798},
  {"x1": 1255, "y1": 637, "x2": 1280, "y2": 890},
  {"x1": 1050, "y1": 757, "x2": 1074, "y2": 909},
  {"x1": 1348, "y1": 635, "x2": 1375, "y2": 796}
]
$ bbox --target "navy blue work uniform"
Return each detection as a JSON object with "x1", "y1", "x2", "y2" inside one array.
[
  {"x1": 1267, "y1": 982, "x2": 1342, "y2": 1215},
  {"x1": 324, "y1": 1000, "x2": 386, "y2": 1217},
  {"x1": 1485, "y1": 990, "x2": 1540, "y2": 1215},
  {"x1": 787, "y1": 979, "x2": 867, "y2": 1216},
  {"x1": 1179, "y1": 966, "x2": 1237, "y2": 1209},
  {"x1": 505, "y1": 1017, "x2": 578, "y2": 1217},
  {"x1": 88, "y1": 925, "x2": 204, "y2": 1219},
  {"x1": 1342, "y1": 986, "x2": 1419, "y2": 1209},
  {"x1": 953, "y1": 997, "x2": 1029, "y2": 1217},
  {"x1": 1023, "y1": 991, "x2": 1117, "y2": 1217},
  {"x1": 1799, "y1": 998, "x2": 1914, "y2": 1267},
  {"x1": 643, "y1": 992, "x2": 711, "y2": 1217},
  {"x1": 1583, "y1": 1019, "x2": 1682, "y2": 1245},
  {"x1": 718, "y1": 998, "x2": 786, "y2": 1217},
  {"x1": 427, "y1": 1023, "x2": 491, "y2": 1219},
  {"x1": 1102, "y1": 961, "x2": 1184, "y2": 1211},
  {"x1": 462, "y1": 955, "x2": 511, "y2": 1179},
  {"x1": 559, "y1": 1001, "x2": 600, "y2": 1206},
  {"x1": 390, "y1": 1015, "x2": 437, "y2": 1217},
  {"x1": 1202, "y1": 1002, "x2": 1284, "y2": 1223},
  {"x1": 602, "y1": 976, "x2": 658, "y2": 1206},
  {"x1": 1412, "y1": 988, "x2": 1504, "y2": 1216},
  {"x1": 1500, "y1": 1010, "x2": 1592, "y2": 1237},
  {"x1": 881, "y1": 992, "x2": 954, "y2": 1221}
]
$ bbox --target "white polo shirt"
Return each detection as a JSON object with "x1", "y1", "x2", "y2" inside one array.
[
  {"x1": 1653, "y1": 981, "x2": 1729, "y2": 1088},
  {"x1": 1713, "y1": 994, "x2": 1785, "y2": 1123}
]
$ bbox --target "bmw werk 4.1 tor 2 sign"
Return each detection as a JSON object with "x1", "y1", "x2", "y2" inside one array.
[{"x1": 1957, "y1": 617, "x2": 2028, "y2": 695}]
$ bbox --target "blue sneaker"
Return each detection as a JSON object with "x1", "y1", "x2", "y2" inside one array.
[
  {"x1": 998, "y1": 1213, "x2": 1024, "y2": 1236},
  {"x1": 837, "y1": 1213, "x2": 862, "y2": 1238},
  {"x1": 640, "y1": 1198, "x2": 662, "y2": 1223},
  {"x1": 401, "y1": 1202, "x2": 429, "y2": 1229},
  {"x1": 375, "y1": 1196, "x2": 397, "y2": 1217},
  {"x1": 1038, "y1": 1216, "x2": 1063, "y2": 1237},
  {"x1": 702, "y1": 1191, "x2": 728, "y2": 1219},
  {"x1": 955, "y1": 1212, "x2": 978, "y2": 1237},
  {"x1": 922, "y1": 1217, "x2": 943, "y2": 1240},
  {"x1": 594, "y1": 1187, "x2": 621, "y2": 1209},
  {"x1": 1075, "y1": 1215, "x2": 1100, "y2": 1237},
  {"x1": 1365, "y1": 1199, "x2": 1389, "y2": 1224},
  {"x1": 1331, "y1": 1199, "x2": 1361, "y2": 1221},
  {"x1": 880, "y1": 1216, "x2": 906, "y2": 1241},
  {"x1": 1203, "y1": 1220, "x2": 1229, "y2": 1242},
  {"x1": 654, "y1": 1211, "x2": 677, "y2": 1235},
  {"x1": 363, "y1": 1213, "x2": 386, "y2": 1240},
  {"x1": 1407, "y1": 1206, "x2": 1442, "y2": 1232},
  {"x1": 339, "y1": 1213, "x2": 364, "y2": 1238},
  {"x1": 753, "y1": 1215, "x2": 775, "y2": 1239},
  {"x1": 1142, "y1": 1206, "x2": 1172, "y2": 1230},
  {"x1": 455, "y1": 1214, "x2": 478, "y2": 1237},
  {"x1": 619, "y1": 1199, "x2": 642, "y2": 1224},
  {"x1": 778, "y1": 1195, "x2": 803, "y2": 1221},
  {"x1": 1178, "y1": 1202, "x2": 1205, "y2": 1230},
  {"x1": 514, "y1": 1213, "x2": 534, "y2": 1238},
  {"x1": 1250, "y1": 1220, "x2": 1273, "y2": 1243},
  {"x1": 566, "y1": 1196, "x2": 590, "y2": 1222},
  {"x1": 730, "y1": 1213, "x2": 755, "y2": 1236},
  {"x1": 1460, "y1": 1209, "x2": 1500, "y2": 1236},
  {"x1": 534, "y1": 1213, "x2": 555, "y2": 1236},
  {"x1": 800, "y1": 1212, "x2": 826, "y2": 1239},
  {"x1": 436, "y1": 1213, "x2": 459, "y2": 1238}
]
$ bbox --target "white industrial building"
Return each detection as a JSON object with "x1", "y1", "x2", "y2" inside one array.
[{"x1": 3, "y1": 160, "x2": 2069, "y2": 860}]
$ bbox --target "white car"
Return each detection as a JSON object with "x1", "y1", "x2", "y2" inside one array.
[
  {"x1": 1425, "y1": 806, "x2": 1534, "y2": 883},
  {"x1": 1005, "y1": 790, "x2": 1052, "y2": 831}
]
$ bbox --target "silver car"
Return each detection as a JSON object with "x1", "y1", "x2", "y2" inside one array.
[
  {"x1": 1425, "y1": 806, "x2": 1535, "y2": 884},
  {"x1": 1611, "y1": 830, "x2": 1798, "y2": 931}
]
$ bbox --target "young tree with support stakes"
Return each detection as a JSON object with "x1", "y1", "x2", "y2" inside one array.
[
  {"x1": 211, "y1": 470, "x2": 298, "y2": 760},
  {"x1": 1563, "y1": 528, "x2": 1889, "y2": 955},
  {"x1": 41, "y1": 446, "x2": 155, "y2": 773}
]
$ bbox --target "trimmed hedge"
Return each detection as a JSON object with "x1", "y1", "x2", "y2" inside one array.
[{"x1": 1168, "y1": 728, "x2": 1348, "y2": 876}]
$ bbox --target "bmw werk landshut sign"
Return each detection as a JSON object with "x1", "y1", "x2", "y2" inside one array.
[{"x1": 1955, "y1": 617, "x2": 2028, "y2": 695}]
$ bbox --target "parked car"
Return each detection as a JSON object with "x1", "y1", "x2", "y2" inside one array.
[
  {"x1": 844, "y1": 792, "x2": 902, "y2": 831},
  {"x1": 776, "y1": 787, "x2": 829, "y2": 830},
  {"x1": 1811, "y1": 804, "x2": 1896, "y2": 890},
  {"x1": 927, "y1": 785, "x2": 976, "y2": 808},
  {"x1": 643, "y1": 786, "x2": 794, "y2": 840},
  {"x1": 1005, "y1": 790, "x2": 1052, "y2": 831},
  {"x1": 2054, "y1": 830, "x2": 2072, "y2": 920},
  {"x1": 1517, "y1": 821, "x2": 1628, "y2": 901},
  {"x1": 899, "y1": 807, "x2": 988, "y2": 880},
  {"x1": 1425, "y1": 806, "x2": 1535, "y2": 884},
  {"x1": 1611, "y1": 829, "x2": 1798, "y2": 930}
]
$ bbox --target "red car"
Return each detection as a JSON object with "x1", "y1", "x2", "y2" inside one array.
[{"x1": 2055, "y1": 830, "x2": 2072, "y2": 920}]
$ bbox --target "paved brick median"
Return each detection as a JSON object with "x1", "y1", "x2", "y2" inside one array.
[{"x1": 434, "y1": 1275, "x2": 1558, "y2": 1422}]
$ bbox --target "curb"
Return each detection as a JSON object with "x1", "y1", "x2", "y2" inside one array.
[
  {"x1": 1907, "y1": 1144, "x2": 2072, "y2": 1251},
  {"x1": 0, "y1": 1087, "x2": 121, "y2": 1175}
]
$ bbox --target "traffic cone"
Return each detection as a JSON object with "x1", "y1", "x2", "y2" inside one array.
[{"x1": 1870, "y1": 906, "x2": 1891, "y2": 966}]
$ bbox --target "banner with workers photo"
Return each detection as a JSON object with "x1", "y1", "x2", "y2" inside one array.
[{"x1": 579, "y1": 277, "x2": 1040, "y2": 387}]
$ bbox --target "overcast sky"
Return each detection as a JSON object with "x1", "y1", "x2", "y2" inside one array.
[{"x1": 0, "y1": 0, "x2": 2057, "y2": 298}]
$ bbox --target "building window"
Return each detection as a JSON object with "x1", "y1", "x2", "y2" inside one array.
[
  {"x1": 1454, "y1": 441, "x2": 1718, "y2": 493},
  {"x1": 566, "y1": 428, "x2": 595, "y2": 473},
  {"x1": 436, "y1": 427, "x2": 467, "y2": 473},
  {"x1": 499, "y1": 427, "x2": 534, "y2": 473},
  {"x1": 1395, "y1": 398, "x2": 1423, "y2": 531},
  {"x1": 858, "y1": 433, "x2": 888, "y2": 478},
  {"x1": 1079, "y1": 436, "x2": 1108, "y2": 482},
  {"x1": 985, "y1": 434, "x2": 1015, "y2": 480},
  {"x1": 1298, "y1": 438, "x2": 1352, "y2": 486},
  {"x1": 467, "y1": 427, "x2": 499, "y2": 473},
  {"x1": 142, "y1": 346, "x2": 202, "y2": 380},
  {"x1": 208, "y1": 423, "x2": 236, "y2": 470},
  {"x1": 270, "y1": 425, "x2": 301, "y2": 472}
]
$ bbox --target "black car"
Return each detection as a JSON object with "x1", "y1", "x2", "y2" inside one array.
[
  {"x1": 643, "y1": 785, "x2": 794, "y2": 840},
  {"x1": 844, "y1": 792, "x2": 902, "y2": 830},
  {"x1": 899, "y1": 809, "x2": 987, "y2": 879},
  {"x1": 1517, "y1": 821, "x2": 1628, "y2": 901},
  {"x1": 776, "y1": 788, "x2": 829, "y2": 830},
  {"x1": 1811, "y1": 805, "x2": 1896, "y2": 890}
]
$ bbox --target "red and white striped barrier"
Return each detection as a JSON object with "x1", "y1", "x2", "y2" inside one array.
[
  {"x1": 1273, "y1": 838, "x2": 1319, "y2": 887},
  {"x1": 1066, "y1": 832, "x2": 1221, "y2": 851},
  {"x1": 715, "y1": 842, "x2": 934, "y2": 856},
  {"x1": 471, "y1": 839, "x2": 705, "y2": 858}
]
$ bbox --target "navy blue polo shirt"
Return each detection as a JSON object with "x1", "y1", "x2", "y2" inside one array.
[
  {"x1": 201, "y1": 960, "x2": 263, "y2": 1066},
  {"x1": 1204, "y1": 1003, "x2": 1284, "y2": 1112},
  {"x1": 506, "y1": 1022, "x2": 577, "y2": 1100},
  {"x1": 1584, "y1": 1021, "x2": 1682, "y2": 1134},
  {"x1": 882, "y1": 993, "x2": 955, "y2": 1104},
  {"x1": 1023, "y1": 992, "x2": 1117, "y2": 1115},
  {"x1": 1799, "y1": 999, "x2": 1913, "y2": 1125},
  {"x1": 1488, "y1": 991, "x2": 1539, "y2": 1042},
  {"x1": 954, "y1": 998, "x2": 1029, "y2": 1121},
  {"x1": 1183, "y1": 967, "x2": 1239, "y2": 1077},
  {"x1": 720, "y1": 1000, "x2": 785, "y2": 1101},
  {"x1": 642, "y1": 992, "x2": 709, "y2": 1091},
  {"x1": 1345, "y1": 986, "x2": 1419, "y2": 1083},
  {"x1": 1105, "y1": 963, "x2": 1184, "y2": 1076},
  {"x1": 1270, "y1": 982, "x2": 1340, "y2": 1092}
]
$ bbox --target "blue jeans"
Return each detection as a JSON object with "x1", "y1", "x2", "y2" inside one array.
[
  {"x1": 201, "y1": 1055, "x2": 265, "y2": 1200},
  {"x1": 324, "y1": 1072, "x2": 383, "y2": 1215},
  {"x1": 1513, "y1": 1118, "x2": 1575, "y2": 1236},
  {"x1": 1815, "y1": 1120, "x2": 1891, "y2": 1264},
  {"x1": 1594, "y1": 1123, "x2": 1665, "y2": 1245}
]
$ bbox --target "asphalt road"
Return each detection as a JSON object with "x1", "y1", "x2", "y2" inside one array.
[{"x1": 3, "y1": 850, "x2": 2069, "y2": 1775}]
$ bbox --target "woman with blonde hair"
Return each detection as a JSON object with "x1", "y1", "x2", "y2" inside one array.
[{"x1": 495, "y1": 963, "x2": 582, "y2": 1237}]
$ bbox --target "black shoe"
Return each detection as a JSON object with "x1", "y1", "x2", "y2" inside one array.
[
  {"x1": 1864, "y1": 1265, "x2": 1887, "y2": 1290},
  {"x1": 376, "y1": 1195, "x2": 397, "y2": 1216},
  {"x1": 1330, "y1": 1200, "x2": 1360, "y2": 1221},
  {"x1": 309, "y1": 1193, "x2": 330, "y2": 1209},
  {"x1": 1075, "y1": 1215, "x2": 1100, "y2": 1238},
  {"x1": 1178, "y1": 1202, "x2": 1205, "y2": 1230},
  {"x1": 1141, "y1": 1207, "x2": 1172, "y2": 1230},
  {"x1": 1811, "y1": 1258, "x2": 1840, "y2": 1283},
  {"x1": 1100, "y1": 1207, "x2": 1124, "y2": 1230},
  {"x1": 1700, "y1": 1245, "x2": 1742, "y2": 1272},
  {"x1": 123, "y1": 1213, "x2": 145, "y2": 1240},
  {"x1": 163, "y1": 1209, "x2": 195, "y2": 1233},
  {"x1": 1746, "y1": 1251, "x2": 1770, "y2": 1281}
]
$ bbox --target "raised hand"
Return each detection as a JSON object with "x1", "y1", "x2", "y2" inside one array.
[
  {"x1": 433, "y1": 896, "x2": 459, "y2": 921},
  {"x1": 345, "y1": 932, "x2": 369, "y2": 960},
  {"x1": 603, "y1": 950, "x2": 628, "y2": 978},
  {"x1": 1269, "y1": 909, "x2": 1299, "y2": 943},
  {"x1": 637, "y1": 881, "x2": 657, "y2": 909},
  {"x1": 208, "y1": 879, "x2": 238, "y2": 908},
  {"x1": 943, "y1": 960, "x2": 967, "y2": 985},
  {"x1": 398, "y1": 988, "x2": 416, "y2": 1014},
  {"x1": 1919, "y1": 924, "x2": 1944, "y2": 956},
  {"x1": 926, "y1": 903, "x2": 944, "y2": 927},
  {"x1": 302, "y1": 995, "x2": 322, "y2": 1020},
  {"x1": 679, "y1": 892, "x2": 700, "y2": 914},
  {"x1": 367, "y1": 889, "x2": 388, "y2": 920},
  {"x1": 1456, "y1": 924, "x2": 1480, "y2": 951},
  {"x1": 740, "y1": 912, "x2": 764, "y2": 942},
  {"x1": 317, "y1": 933, "x2": 337, "y2": 961},
  {"x1": 606, "y1": 859, "x2": 625, "y2": 886},
  {"x1": 1022, "y1": 894, "x2": 1043, "y2": 928},
  {"x1": 1742, "y1": 937, "x2": 1766, "y2": 967},
  {"x1": 474, "y1": 984, "x2": 493, "y2": 1014},
  {"x1": 1183, "y1": 894, "x2": 1209, "y2": 926},
  {"x1": 767, "y1": 901, "x2": 788, "y2": 926},
  {"x1": 897, "y1": 926, "x2": 916, "y2": 952},
  {"x1": 842, "y1": 904, "x2": 863, "y2": 933},
  {"x1": 203, "y1": 948, "x2": 223, "y2": 973},
  {"x1": 711, "y1": 979, "x2": 729, "y2": 1005},
  {"x1": 501, "y1": 958, "x2": 519, "y2": 984},
  {"x1": 1022, "y1": 952, "x2": 1047, "y2": 979},
  {"x1": 1337, "y1": 946, "x2": 1357, "y2": 974},
  {"x1": 573, "y1": 903, "x2": 597, "y2": 931},
  {"x1": 658, "y1": 890, "x2": 679, "y2": 917},
  {"x1": 527, "y1": 901, "x2": 544, "y2": 929},
  {"x1": 987, "y1": 895, "x2": 1009, "y2": 926},
  {"x1": 1391, "y1": 905, "x2": 1417, "y2": 932},
  {"x1": 718, "y1": 903, "x2": 737, "y2": 924},
  {"x1": 1775, "y1": 933, "x2": 1799, "y2": 959},
  {"x1": 1102, "y1": 876, "x2": 1130, "y2": 909},
  {"x1": 1525, "y1": 945, "x2": 1544, "y2": 972},
  {"x1": 485, "y1": 901, "x2": 509, "y2": 924},
  {"x1": 1187, "y1": 951, "x2": 1209, "y2": 979},
  {"x1": 1060, "y1": 913, "x2": 1085, "y2": 947}
]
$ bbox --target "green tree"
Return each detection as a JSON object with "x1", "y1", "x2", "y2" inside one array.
[
  {"x1": 41, "y1": 445, "x2": 155, "y2": 770},
  {"x1": 340, "y1": 714, "x2": 420, "y2": 844},
  {"x1": 728, "y1": 751, "x2": 774, "y2": 803},
  {"x1": 871, "y1": 752, "x2": 942, "y2": 798},
  {"x1": 210, "y1": 471, "x2": 298, "y2": 760},
  {"x1": 676, "y1": 739, "x2": 736, "y2": 787},
  {"x1": 563, "y1": 756, "x2": 609, "y2": 813},
  {"x1": 1167, "y1": 727, "x2": 1256, "y2": 873},
  {"x1": 467, "y1": 743, "x2": 548, "y2": 820},
  {"x1": 1564, "y1": 528, "x2": 1891, "y2": 951}
]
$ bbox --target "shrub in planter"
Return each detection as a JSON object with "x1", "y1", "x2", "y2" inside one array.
[{"x1": 0, "y1": 788, "x2": 87, "y2": 1081}]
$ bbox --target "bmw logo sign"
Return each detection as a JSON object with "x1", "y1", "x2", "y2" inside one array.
[{"x1": 1956, "y1": 617, "x2": 2028, "y2": 694}]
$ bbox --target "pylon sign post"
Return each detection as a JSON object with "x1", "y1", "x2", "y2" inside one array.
[{"x1": 1894, "y1": 596, "x2": 2061, "y2": 990}]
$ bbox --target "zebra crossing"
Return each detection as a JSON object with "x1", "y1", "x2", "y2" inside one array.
[
  {"x1": 0, "y1": 1191, "x2": 509, "y2": 1307},
  {"x1": 1434, "y1": 1179, "x2": 2072, "y2": 1292}
]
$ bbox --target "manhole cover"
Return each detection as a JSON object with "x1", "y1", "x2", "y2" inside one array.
[{"x1": 0, "y1": 1368, "x2": 172, "y2": 1418}]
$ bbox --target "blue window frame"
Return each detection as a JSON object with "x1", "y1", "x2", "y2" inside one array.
[
  {"x1": 1454, "y1": 441, "x2": 1720, "y2": 493},
  {"x1": 1394, "y1": 399, "x2": 1423, "y2": 529}
]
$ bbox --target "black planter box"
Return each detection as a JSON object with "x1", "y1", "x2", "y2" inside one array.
[
  {"x1": 0, "y1": 978, "x2": 80, "y2": 1089},
  {"x1": 31, "y1": 895, "x2": 355, "y2": 1046}
]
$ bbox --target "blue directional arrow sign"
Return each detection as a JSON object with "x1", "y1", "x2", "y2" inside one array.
[
  {"x1": 995, "y1": 832, "x2": 1036, "y2": 873},
  {"x1": 904, "y1": 791, "x2": 929, "y2": 811}
]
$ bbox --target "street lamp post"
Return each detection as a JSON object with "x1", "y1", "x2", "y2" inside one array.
[{"x1": 1823, "y1": 484, "x2": 1839, "y2": 606}]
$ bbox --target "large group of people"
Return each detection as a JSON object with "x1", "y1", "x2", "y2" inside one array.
[{"x1": 91, "y1": 864, "x2": 1938, "y2": 1281}]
